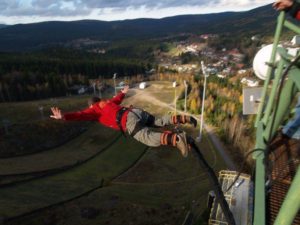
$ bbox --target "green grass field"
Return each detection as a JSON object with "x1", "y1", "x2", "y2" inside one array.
[
  {"x1": 0, "y1": 136, "x2": 147, "y2": 219},
  {"x1": 4, "y1": 130, "x2": 220, "y2": 225},
  {"x1": 0, "y1": 92, "x2": 113, "y2": 124},
  {"x1": 0, "y1": 82, "x2": 227, "y2": 225},
  {"x1": 0, "y1": 125, "x2": 118, "y2": 175},
  {"x1": 0, "y1": 96, "x2": 89, "y2": 124}
]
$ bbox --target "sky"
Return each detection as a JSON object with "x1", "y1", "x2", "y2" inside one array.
[{"x1": 0, "y1": 0, "x2": 274, "y2": 25}]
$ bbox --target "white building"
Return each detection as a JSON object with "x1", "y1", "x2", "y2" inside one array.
[
  {"x1": 238, "y1": 69, "x2": 247, "y2": 74},
  {"x1": 291, "y1": 35, "x2": 300, "y2": 46},
  {"x1": 139, "y1": 82, "x2": 147, "y2": 89},
  {"x1": 241, "y1": 78, "x2": 259, "y2": 87}
]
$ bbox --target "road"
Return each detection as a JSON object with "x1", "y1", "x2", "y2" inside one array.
[{"x1": 204, "y1": 124, "x2": 236, "y2": 170}]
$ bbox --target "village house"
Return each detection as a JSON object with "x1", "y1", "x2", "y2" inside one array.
[{"x1": 241, "y1": 77, "x2": 259, "y2": 87}]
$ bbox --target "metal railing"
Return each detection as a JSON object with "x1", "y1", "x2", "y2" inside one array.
[{"x1": 253, "y1": 11, "x2": 300, "y2": 225}]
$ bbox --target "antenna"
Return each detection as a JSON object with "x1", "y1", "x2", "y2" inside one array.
[
  {"x1": 253, "y1": 44, "x2": 281, "y2": 80},
  {"x1": 242, "y1": 87, "x2": 263, "y2": 115}
]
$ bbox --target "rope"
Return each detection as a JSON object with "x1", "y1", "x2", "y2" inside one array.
[
  {"x1": 111, "y1": 174, "x2": 207, "y2": 186},
  {"x1": 203, "y1": 129, "x2": 218, "y2": 168},
  {"x1": 225, "y1": 148, "x2": 265, "y2": 192},
  {"x1": 2, "y1": 145, "x2": 149, "y2": 222},
  {"x1": 188, "y1": 137, "x2": 236, "y2": 225},
  {"x1": 0, "y1": 134, "x2": 122, "y2": 188},
  {"x1": 3, "y1": 180, "x2": 104, "y2": 223},
  {"x1": 110, "y1": 130, "x2": 217, "y2": 187}
]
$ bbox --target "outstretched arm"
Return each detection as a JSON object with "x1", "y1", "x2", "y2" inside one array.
[
  {"x1": 50, "y1": 107, "x2": 63, "y2": 120},
  {"x1": 121, "y1": 85, "x2": 129, "y2": 94},
  {"x1": 111, "y1": 85, "x2": 129, "y2": 105},
  {"x1": 50, "y1": 107, "x2": 98, "y2": 121}
]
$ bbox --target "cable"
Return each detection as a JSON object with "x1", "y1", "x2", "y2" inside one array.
[
  {"x1": 225, "y1": 148, "x2": 265, "y2": 192},
  {"x1": 111, "y1": 174, "x2": 207, "y2": 186},
  {"x1": 188, "y1": 136, "x2": 237, "y2": 225}
]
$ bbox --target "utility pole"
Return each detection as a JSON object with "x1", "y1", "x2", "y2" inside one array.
[
  {"x1": 113, "y1": 73, "x2": 117, "y2": 96},
  {"x1": 173, "y1": 81, "x2": 177, "y2": 115},
  {"x1": 38, "y1": 106, "x2": 44, "y2": 119},
  {"x1": 197, "y1": 61, "x2": 209, "y2": 142},
  {"x1": 93, "y1": 82, "x2": 96, "y2": 95},
  {"x1": 184, "y1": 80, "x2": 188, "y2": 113},
  {"x1": 97, "y1": 78, "x2": 102, "y2": 98}
]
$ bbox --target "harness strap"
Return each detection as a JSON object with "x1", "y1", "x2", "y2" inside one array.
[
  {"x1": 129, "y1": 109, "x2": 156, "y2": 137},
  {"x1": 116, "y1": 107, "x2": 156, "y2": 138},
  {"x1": 116, "y1": 107, "x2": 128, "y2": 136},
  {"x1": 130, "y1": 122, "x2": 144, "y2": 137}
]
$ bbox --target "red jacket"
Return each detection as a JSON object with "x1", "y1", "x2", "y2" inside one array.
[{"x1": 63, "y1": 92, "x2": 129, "y2": 131}]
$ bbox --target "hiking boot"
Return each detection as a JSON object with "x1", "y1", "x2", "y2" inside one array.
[
  {"x1": 171, "y1": 115, "x2": 197, "y2": 127},
  {"x1": 186, "y1": 116, "x2": 197, "y2": 127},
  {"x1": 176, "y1": 132, "x2": 189, "y2": 157}
]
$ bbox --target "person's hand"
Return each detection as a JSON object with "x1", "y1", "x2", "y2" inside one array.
[
  {"x1": 121, "y1": 85, "x2": 129, "y2": 94},
  {"x1": 273, "y1": 0, "x2": 293, "y2": 10},
  {"x1": 50, "y1": 107, "x2": 63, "y2": 120}
]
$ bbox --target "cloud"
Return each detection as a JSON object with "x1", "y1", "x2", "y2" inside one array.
[
  {"x1": 0, "y1": 0, "x2": 273, "y2": 24},
  {"x1": 0, "y1": 0, "x2": 19, "y2": 11},
  {"x1": 76, "y1": 0, "x2": 210, "y2": 9},
  {"x1": 74, "y1": 0, "x2": 271, "y2": 9},
  {"x1": 0, "y1": 0, "x2": 249, "y2": 17},
  {"x1": 0, "y1": 0, "x2": 89, "y2": 17}
]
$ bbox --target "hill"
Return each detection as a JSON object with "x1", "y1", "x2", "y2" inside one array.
[
  {"x1": 0, "y1": 82, "x2": 224, "y2": 225},
  {"x1": 0, "y1": 4, "x2": 278, "y2": 52}
]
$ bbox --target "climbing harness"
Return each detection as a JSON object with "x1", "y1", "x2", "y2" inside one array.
[
  {"x1": 116, "y1": 107, "x2": 128, "y2": 136},
  {"x1": 116, "y1": 107, "x2": 156, "y2": 137},
  {"x1": 130, "y1": 110, "x2": 156, "y2": 137}
]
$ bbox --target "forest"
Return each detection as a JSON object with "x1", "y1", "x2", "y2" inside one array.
[{"x1": 0, "y1": 45, "x2": 154, "y2": 102}]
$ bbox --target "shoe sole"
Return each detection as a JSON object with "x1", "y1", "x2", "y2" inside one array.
[{"x1": 180, "y1": 132, "x2": 188, "y2": 158}]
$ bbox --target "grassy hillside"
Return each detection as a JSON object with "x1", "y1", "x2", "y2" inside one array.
[
  {"x1": 0, "y1": 136, "x2": 147, "y2": 218},
  {"x1": 0, "y1": 82, "x2": 227, "y2": 225},
  {"x1": 0, "y1": 95, "x2": 94, "y2": 157},
  {"x1": 0, "y1": 125, "x2": 119, "y2": 175}
]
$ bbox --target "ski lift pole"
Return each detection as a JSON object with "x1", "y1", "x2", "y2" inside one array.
[
  {"x1": 184, "y1": 80, "x2": 188, "y2": 113},
  {"x1": 173, "y1": 81, "x2": 177, "y2": 115},
  {"x1": 198, "y1": 61, "x2": 208, "y2": 142},
  {"x1": 175, "y1": 88, "x2": 177, "y2": 115},
  {"x1": 92, "y1": 82, "x2": 96, "y2": 95},
  {"x1": 38, "y1": 106, "x2": 44, "y2": 119},
  {"x1": 98, "y1": 77, "x2": 102, "y2": 98},
  {"x1": 113, "y1": 73, "x2": 117, "y2": 96}
]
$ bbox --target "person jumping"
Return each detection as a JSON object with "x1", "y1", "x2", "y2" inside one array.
[{"x1": 50, "y1": 85, "x2": 197, "y2": 157}]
